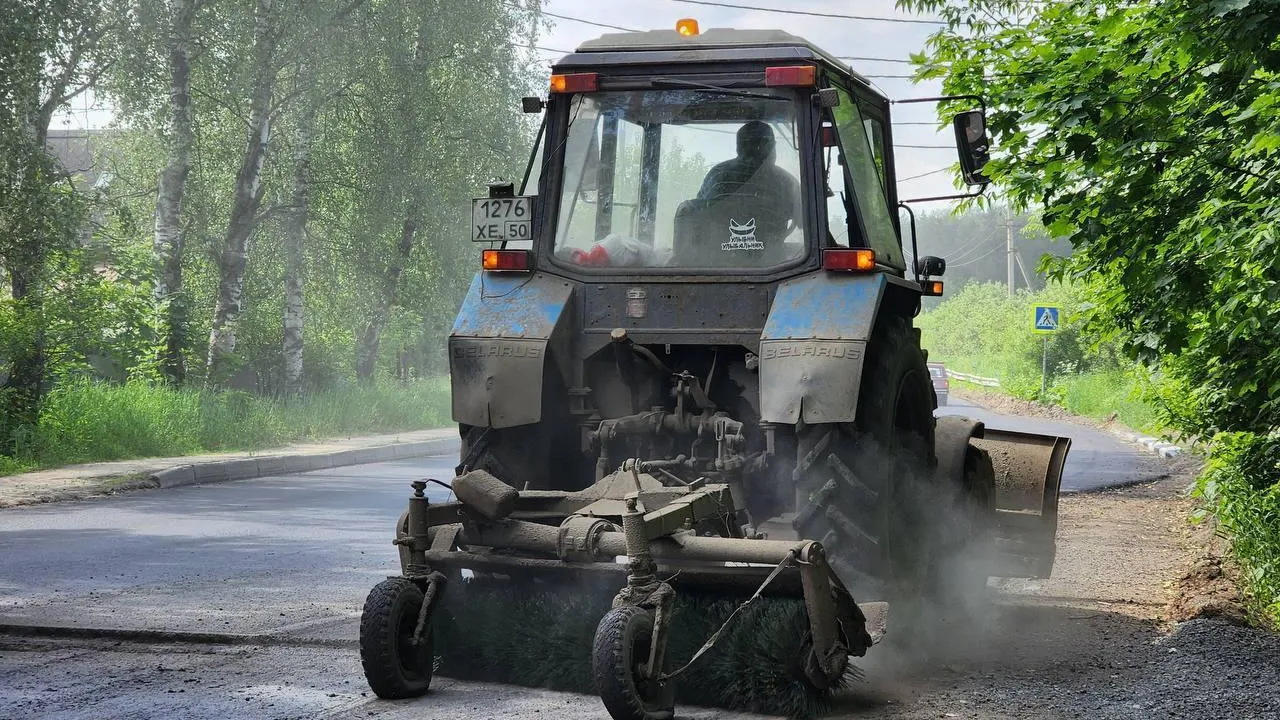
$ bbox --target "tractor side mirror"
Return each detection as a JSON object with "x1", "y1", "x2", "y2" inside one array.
[
  {"x1": 916, "y1": 255, "x2": 946, "y2": 277},
  {"x1": 521, "y1": 96, "x2": 546, "y2": 114},
  {"x1": 814, "y1": 87, "x2": 840, "y2": 108},
  {"x1": 952, "y1": 109, "x2": 991, "y2": 186}
]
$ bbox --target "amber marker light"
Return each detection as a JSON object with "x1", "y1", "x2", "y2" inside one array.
[
  {"x1": 676, "y1": 18, "x2": 700, "y2": 36},
  {"x1": 822, "y1": 248, "x2": 876, "y2": 272},
  {"x1": 482, "y1": 249, "x2": 531, "y2": 272},
  {"x1": 549, "y1": 72, "x2": 598, "y2": 94}
]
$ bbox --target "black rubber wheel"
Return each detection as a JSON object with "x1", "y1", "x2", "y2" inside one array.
[
  {"x1": 792, "y1": 314, "x2": 936, "y2": 599},
  {"x1": 592, "y1": 606, "x2": 675, "y2": 720},
  {"x1": 360, "y1": 577, "x2": 434, "y2": 699}
]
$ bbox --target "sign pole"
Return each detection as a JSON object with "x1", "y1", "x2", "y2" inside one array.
[
  {"x1": 1031, "y1": 304, "x2": 1061, "y2": 398},
  {"x1": 1041, "y1": 337, "x2": 1048, "y2": 397}
]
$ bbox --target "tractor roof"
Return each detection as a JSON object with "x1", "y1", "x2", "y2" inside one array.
[{"x1": 554, "y1": 28, "x2": 879, "y2": 96}]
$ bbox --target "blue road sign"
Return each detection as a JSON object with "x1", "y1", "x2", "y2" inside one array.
[{"x1": 1032, "y1": 305, "x2": 1061, "y2": 334}]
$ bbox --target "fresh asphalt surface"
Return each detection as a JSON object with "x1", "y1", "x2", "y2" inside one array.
[{"x1": 0, "y1": 399, "x2": 1172, "y2": 719}]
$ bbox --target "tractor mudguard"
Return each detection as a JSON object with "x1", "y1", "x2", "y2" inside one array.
[
  {"x1": 758, "y1": 272, "x2": 885, "y2": 424},
  {"x1": 975, "y1": 428, "x2": 1072, "y2": 578},
  {"x1": 449, "y1": 272, "x2": 574, "y2": 428}
]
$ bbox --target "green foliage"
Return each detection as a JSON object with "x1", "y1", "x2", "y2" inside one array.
[
  {"x1": 1196, "y1": 434, "x2": 1280, "y2": 627},
  {"x1": 1, "y1": 377, "x2": 450, "y2": 473},
  {"x1": 899, "y1": 0, "x2": 1280, "y2": 622},
  {"x1": 898, "y1": 0, "x2": 1280, "y2": 440},
  {"x1": 918, "y1": 280, "x2": 1160, "y2": 430},
  {"x1": 3, "y1": 0, "x2": 545, "y2": 458},
  {"x1": 913, "y1": 205, "x2": 1071, "y2": 308}
]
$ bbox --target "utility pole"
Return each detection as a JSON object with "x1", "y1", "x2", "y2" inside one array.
[{"x1": 1005, "y1": 212, "x2": 1016, "y2": 296}]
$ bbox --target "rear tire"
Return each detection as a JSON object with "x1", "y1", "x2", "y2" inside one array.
[
  {"x1": 792, "y1": 315, "x2": 936, "y2": 598},
  {"x1": 360, "y1": 577, "x2": 434, "y2": 699},
  {"x1": 592, "y1": 606, "x2": 675, "y2": 720}
]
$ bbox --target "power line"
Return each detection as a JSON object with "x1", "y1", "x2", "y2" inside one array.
[
  {"x1": 534, "y1": 8, "x2": 640, "y2": 33},
  {"x1": 512, "y1": 42, "x2": 573, "y2": 54},
  {"x1": 897, "y1": 167, "x2": 950, "y2": 182},
  {"x1": 668, "y1": 0, "x2": 946, "y2": 25},
  {"x1": 948, "y1": 243, "x2": 1003, "y2": 268}
]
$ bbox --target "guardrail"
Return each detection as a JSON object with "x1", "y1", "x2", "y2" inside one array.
[{"x1": 946, "y1": 369, "x2": 1001, "y2": 388}]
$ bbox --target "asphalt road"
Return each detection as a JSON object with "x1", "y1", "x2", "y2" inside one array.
[
  {"x1": 936, "y1": 395, "x2": 1169, "y2": 493},
  {"x1": 0, "y1": 405, "x2": 1173, "y2": 720}
]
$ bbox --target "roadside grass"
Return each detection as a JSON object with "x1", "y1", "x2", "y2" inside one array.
[
  {"x1": 934, "y1": 354, "x2": 1158, "y2": 435},
  {"x1": 0, "y1": 377, "x2": 452, "y2": 475},
  {"x1": 1052, "y1": 370, "x2": 1158, "y2": 433}
]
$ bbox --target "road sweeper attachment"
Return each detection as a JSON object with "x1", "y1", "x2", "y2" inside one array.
[
  {"x1": 358, "y1": 418, "x2": 1070, "y2": 718},
  {"x1": 358, "y1": 21, "x2": 1073, "y2": 720}
]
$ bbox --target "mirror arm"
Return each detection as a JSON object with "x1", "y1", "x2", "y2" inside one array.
[
  {"x1": 899, "y1": 183, "x2": 988, "y2": 205},
  {"x1": 897, "y1": 201, "x2": 921, "y2": 283},
  {"x1": 892, "y1": 94, "x2": 987, "y2": 118}
]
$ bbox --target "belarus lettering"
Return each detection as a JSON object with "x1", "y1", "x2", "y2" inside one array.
[{"x1": 761, "y1": 343, "x2": 862, "y2": 360}]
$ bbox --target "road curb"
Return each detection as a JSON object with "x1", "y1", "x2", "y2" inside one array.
[
  {"x1": 147, "y1": 436, "x2": 457, "y2": 490},
  {"x1": 1112, "y1": 430, "x2": 1185, "y2": 458}
]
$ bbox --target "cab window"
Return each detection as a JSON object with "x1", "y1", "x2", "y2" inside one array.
[{"x1": 831, "y1": 88, "x2": 904, "y2": 269}]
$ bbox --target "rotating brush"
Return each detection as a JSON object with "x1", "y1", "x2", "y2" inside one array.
[{"x1": 431, "y1": 576, "x2": 863, "y2": 719}]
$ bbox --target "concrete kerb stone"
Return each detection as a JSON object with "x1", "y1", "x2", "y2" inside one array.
[
  {"x1": 1107, "y1": 428, "x2": 1184, "y2": 458},
  {"x1": 151, "y1": 465, "x2": 196, "y2": 489},
  {"x1": 143, "y1": 435, "x2": 457, "y2": 491}
]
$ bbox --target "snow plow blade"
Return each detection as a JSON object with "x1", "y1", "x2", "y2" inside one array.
[{"x1": 972, "y1": 428, "x2": 1072, "y2": 578}]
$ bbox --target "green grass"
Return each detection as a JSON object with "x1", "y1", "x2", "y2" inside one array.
[
  {"x1": 1053, "y1": 370, "x2": 1159, "y2": 433},
  {"x1": 934, "y1": 357, "x2": 1159, "y2": 434},
  {"x1": 1, "y1": 377, "x2": 452, "y2": 475}
]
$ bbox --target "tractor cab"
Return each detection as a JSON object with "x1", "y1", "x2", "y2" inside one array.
[{"x1": 482, "y1": 25, "x2": 988, "y2": 283}]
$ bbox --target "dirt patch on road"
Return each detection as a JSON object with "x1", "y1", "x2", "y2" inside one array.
[
  {"x1": 830, "y1": 470, "x2": 1280, "y2": 719},
  {"x1": 0, "y1": 472, "x2": 161, "y2": 509},
  {"x1": 952, "y1": 385, "x2": 1083, "y2": 424},
  {"x1": 1167, "y1": 520, "x2": 1249, "y2": 626}
]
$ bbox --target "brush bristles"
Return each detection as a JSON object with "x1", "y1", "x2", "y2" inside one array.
[{"x1": 431, "y1": 577, "x2": 862, "y2": 719}]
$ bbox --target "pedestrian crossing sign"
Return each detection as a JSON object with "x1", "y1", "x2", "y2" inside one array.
[{"x1": 1032, "y1": 305, "x2": 1061, "y2": 334}]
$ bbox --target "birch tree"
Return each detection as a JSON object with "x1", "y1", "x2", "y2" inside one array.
[
  {"x1": 151, "y1": 0, "x2": 202, "y2": 385},
  {"x1": 204, "y1": 0, "x2": 278, "y2": 389}
]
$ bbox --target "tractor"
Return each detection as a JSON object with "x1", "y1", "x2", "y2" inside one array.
[{"x1": 360, "y1": 21, "x2": 1071, "y2": 720}]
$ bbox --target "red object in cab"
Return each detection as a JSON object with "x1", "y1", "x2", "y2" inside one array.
[{"x1": 570, "y1": 245, "x2": 611, "y2": 266}]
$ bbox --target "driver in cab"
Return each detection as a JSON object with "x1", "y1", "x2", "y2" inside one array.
[{"x1": 696, "y1": 119, "x2": 800, "y2": 234}]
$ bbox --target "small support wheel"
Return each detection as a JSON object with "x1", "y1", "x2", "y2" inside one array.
[
  {"x1": 360, "y1": 577, "x2": 434, "y2": 699},
  {"x1": 592, "y1": 606, "x2": 675, "y2": 720}
]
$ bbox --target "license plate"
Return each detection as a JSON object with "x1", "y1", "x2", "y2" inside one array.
[{"x1": 472, "y1": 196, "x2": 533, "y2": 243}]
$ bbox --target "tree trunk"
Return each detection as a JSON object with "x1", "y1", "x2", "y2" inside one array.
[
  {"x1": 153, "y1": 0, "x2": 198, "y2": 385},
  {"x1": 281, "y1": 96, "x2": 319, "y2": 398},
  {"x1": 205, "y1": 0, "x2": 277, "y2": 390},
  {"x1": 355, "y1": 215, "x2": 417, "y2": 382}
]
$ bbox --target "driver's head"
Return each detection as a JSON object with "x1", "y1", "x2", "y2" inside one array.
[{"x1": 736, "y1": 120, "x2": 775, "y2": 165}]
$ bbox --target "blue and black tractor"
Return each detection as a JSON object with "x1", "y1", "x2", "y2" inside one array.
[{"x1": 360, "y1": 22, "x2": 1071, "y2": 720}]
